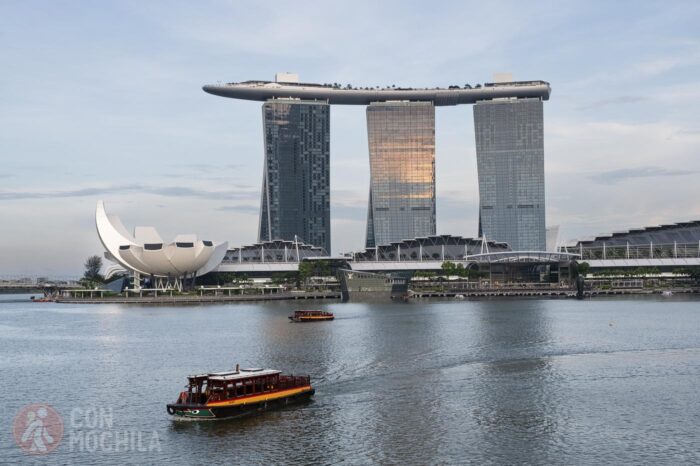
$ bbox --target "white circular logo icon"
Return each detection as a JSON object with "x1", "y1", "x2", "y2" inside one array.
[{"x1": 13, "y1": 403, "x2": 64, "y2": 455}]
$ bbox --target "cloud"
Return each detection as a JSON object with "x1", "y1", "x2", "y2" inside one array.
[
  {"x1": 169, "y1": 162, "x2": 246, "y2": 171},
  {"x1": 632, "y1": 54, "x2": 700, "y2": 76},
  {"x1": 216, "y1": 205, "x2": 259, "y2": 214},
  {"x1": 588, "y1": 166, "x2": 695, "y2": 184},
  {"x1": 577, "y1": 95, "x2": 647, "y2": 110},
  {"x1": 3, "y1": 1, "x2": 700, "y2": 274},
  {"x1": 0, "y1": 184, "x2": 259, "y2": 201},
  {"x1": 676, "y1": 129, "x2": 700, "y2": 136},
  {"x1": 564, "y1": 46, "x2": 700, "y2": 92}
]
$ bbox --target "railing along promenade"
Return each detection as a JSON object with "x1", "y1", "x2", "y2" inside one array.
[
  {"x1": 569, "y1": 242, "x2": 700, "y2": 261},
  {"x1": 56, "y1": 285, "x2": 340, "y2": 304},
  {"x1": 0, "y1": 277, "x2": 80, "y2": 293}
]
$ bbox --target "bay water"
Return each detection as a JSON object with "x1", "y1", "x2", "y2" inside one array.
[{"x1": 1, "y1": 295, "x2": 699, "y2": 465}]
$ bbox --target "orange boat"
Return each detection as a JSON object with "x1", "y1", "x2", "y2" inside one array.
[
  {"x1": 31, "y1": 296, "x2": 55, "y2": 303},
  {"x1": 288, "y1": 310, "x2": 334, "y2": 322},
  {"x1": 166, "y1": 365, "x2": 314, "y2": 420}
]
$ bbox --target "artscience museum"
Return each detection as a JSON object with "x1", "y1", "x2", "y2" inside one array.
[{"x1": 95, "y1": 201, "x2": 228, "y2": 290}]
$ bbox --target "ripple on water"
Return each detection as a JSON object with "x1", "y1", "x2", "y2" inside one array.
[{"x1": 0, "y1": 297, "x2": 699, "y2": 464}]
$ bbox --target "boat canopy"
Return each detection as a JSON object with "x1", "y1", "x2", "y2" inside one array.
[{"x1": 206, "y1": 369, "x2": 281, "y2": 382}]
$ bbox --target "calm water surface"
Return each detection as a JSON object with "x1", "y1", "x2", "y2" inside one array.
[{"x1": 0, "y1": 295, "x2": 699, "y2": 465}]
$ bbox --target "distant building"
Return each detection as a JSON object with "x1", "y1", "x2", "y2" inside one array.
[
  {"x1": 546, "y1": 225, "x2": 560, "y2": 252},
  {"x1": 259, "y1": 99, "x2": 331, "y2": 253},
  {"x1": 95, "y1": 201, "x2": 227, "y2": 290},
  {"x1": 365, "y1": 101, "x2": 436, "y2": 247},
  {"x1": 213, "y1": 235, "x2": 581, "y2": 283},
  {"x1": 222, "y1": 239, "x2": 327, "y2": 264},
  {"x1": 562, "y1": 220, "x2": 700, "y2": 263},
  {"x1": 474, "y1": 98, "x2": 546, "y2": 251},
  {"x1": 274, "y1": 72, "x2": 299, "y2": 83},
  {"x1": 205, "y1": 76, "x2": 553, "y2": 254},
  {"x1": 204, "y1": 79, "x2": 551, "y2": 106},
  {"x1": 217, "y1": 239, "x2": 334, "y2": 277},
  {"x1": 353, "y1": 234, "x2": 509, "y2": 262}
]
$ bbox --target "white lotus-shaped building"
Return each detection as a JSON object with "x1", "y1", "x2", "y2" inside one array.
[{"x1": 96, "y1": 201, "x2": 227, "y2": 281}]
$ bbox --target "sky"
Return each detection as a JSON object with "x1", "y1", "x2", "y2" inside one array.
[{"x1": 1, "y1": 0, "x2": 700, "y2": 277}]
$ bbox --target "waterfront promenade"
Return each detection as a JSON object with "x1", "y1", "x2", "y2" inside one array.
[
  {"x1": 411, "y1": 287, "x2": 700, "y2": 299},
  {"x1": 44, "y1": 285, "x2": 700, "y2": 304},
  {"x1": 55, "y1": 290, "x2": 341, "y2": 304}
]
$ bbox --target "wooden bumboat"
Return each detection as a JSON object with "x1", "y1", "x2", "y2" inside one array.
[
  {"x1": 288, "y1": 310, "x2": 335, "y2": 322},
  {"x1": 166, "y1": 365, "x2": 314, "y2": 420}
]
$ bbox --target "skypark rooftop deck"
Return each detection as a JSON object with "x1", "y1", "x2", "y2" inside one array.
[{"x1": 203, "y1": 79, "x2": 551, "y2": 106}]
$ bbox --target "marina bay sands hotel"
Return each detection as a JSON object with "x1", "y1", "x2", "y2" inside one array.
[{"x1": 203, "y1": 74, "x2": 550, "y2": 254}]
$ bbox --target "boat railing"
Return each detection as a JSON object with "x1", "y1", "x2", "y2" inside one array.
[{"x1": 278, "y1": 375, "x2": 311, "y2": 389}]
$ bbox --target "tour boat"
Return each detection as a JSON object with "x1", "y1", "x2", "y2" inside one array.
[
  {"x1": 166, "y1": 365, "x2": 314, "y2": 420},
  {"x1": 288, "y1": 310, "x2": 334, "y2": 322},
  {"x1": 30, "y1": 296, "x2": 55, "y2": 303}
]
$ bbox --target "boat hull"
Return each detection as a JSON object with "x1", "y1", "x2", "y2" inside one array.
[
  {"x1": 167, "y1": 386, "x2": 315, "y2": 420},
  {"x1": 289, "y1": 316, "x2": 334, "y2": 322}
]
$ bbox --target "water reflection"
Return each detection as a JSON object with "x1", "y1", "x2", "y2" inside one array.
[
  {"x1": 359, "y1": 300, "x2": 447, "y2": 463},
  {"x1": 2, "y1": 297, "x2": 700, "y2": 464},
  {"x1": 469, "y1": 300, "x2": 561, "y2": 463}
]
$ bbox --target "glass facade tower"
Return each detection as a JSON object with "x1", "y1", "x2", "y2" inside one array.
[
  {"x1": 473, "y1": 98, "x2": 546, "y2": 251},
  {"x1": 259, "y1": 99, "x2": 331, "y2": 253},
  {"x1": 365, "y1": 101, "x2": 436, "y2": 247}
]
